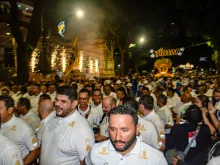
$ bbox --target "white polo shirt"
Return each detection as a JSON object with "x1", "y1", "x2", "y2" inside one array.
[
  {"x1": 29, "y1": 93, "x2": 41, "y2": 116},
  {"x1": 0, "y1": 133, "x2": 24, "y2": 165},
  {"x1": 47, "y1": 91, "x2": 57, "y2": 102},
  {"x1": 36, "y1": 111, "x2": 56, "y2": 145},
  {"x1": 103, "y1": 92, "x2": 117, "y2": 99},
  {"x1": 157, "y1": 105, "x2": 174, "y2": 134},
  {"x1": 0, "y1": 115, "x2": 38, "y2": 158},
  {"x1": 78, "y1": 105, "x2": 91, "y2": 118},
  {"x1": 167, "y1": 95, "x2": 181, "y2": 111},
  {"x1": 19, "y1": 110, "x2": 41, "y2": 133},
  {"x1": 85, "y1": 136, "x2": 168, "y2": 165},
  {"x1": 138, "y1": 116, "x2": 160, "y2": 149},
  {"x1": 40, "y1": 110, "x2": 95, "y2": 165},
  {"x1": 144, "y1": 110, "x2": 165, "y2": 140},
  {"x1": 87, "y1": 103, "x2": 103, "y2": 128},
  {"x1": 99, "y1": 115, "x2": 109, "y2": 137},
  {"x1": 174, "y1": 102, "x2": 192, "y2": 117}
]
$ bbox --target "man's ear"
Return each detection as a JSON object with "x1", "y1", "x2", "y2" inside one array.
[
  {"x1": 139, "y1": 104, "x2": 144, "y2": 110},
  {"x1": 8, "y1": 107, "x2": 14, "y2": 114},
  {"x1": 71, "y1": 100, "x2": 78, "y2": 109}
]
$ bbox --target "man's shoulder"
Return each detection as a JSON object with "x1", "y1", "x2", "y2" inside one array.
[
  {"x1": 91, "y1": 140, "x2": 110, "y2": 153},
  {"x1": 140, "y1": 141, "x2": 163, "y2": 156}
]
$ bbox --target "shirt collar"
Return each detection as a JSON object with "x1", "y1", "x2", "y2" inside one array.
[
  {"x1": 108, "y1": 136, "x2": 141, "y2": 155},
  {"x1": 78, "y1": 105, "x2": 90, "y2": 115},
  {"x1": 158, "y1": 105, "x2": 168, "y2": 111},
  {"x1": 1, "y1": 115, "x2": 16, "y2": 127},
  {"x1": 41, "y1": 111, "x2": 56, "y2": 124},
  {"x1": 144, "y1": 110, "x2": 155, "y2": 119},
  {"x1": 63, "y1": 110, "x2": 78, "y2": 123}
]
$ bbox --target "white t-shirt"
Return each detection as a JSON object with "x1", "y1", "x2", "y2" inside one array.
[
  {"x1": 19, "y1": 110, "x2": 41, "y2": 133},
  {"x1": 85, "y1": 136, "x2": 168, "y2": 165},
  {"x1": 138, "y1": 116, "x2": 160, "y2": 149},
  {"x1": 40, "y1": 110, "x2": 95, "y2": 165},
  {"x1": 0, "y1": 133, "x2": 24, "y2": 165},
  {"x1": 0, "y1": 115, "x2": 38, "y2": 158}
]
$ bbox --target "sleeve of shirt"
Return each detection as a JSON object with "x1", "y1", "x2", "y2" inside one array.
[
  {"x1": 23, "y1": 127, "x2": 39, "y2": 151},
  {"x1": 85, "y1": 150, "x2": 93, "y2": 165},
  {"x1": 165, "y1": 109, "x2": 174, "y2": 126},
  {"x1": 74, "y1": 129, "x2": 95, "y2": 161},
  {"x1": 155, "y1": 120, "x2": 165, "y2": 139},
  {"x1": 1, "y1": 146, "x2": 24, "y2": 165}
]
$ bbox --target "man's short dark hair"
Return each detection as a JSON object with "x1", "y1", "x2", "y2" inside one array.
[
  {"x1": 92, "y1": 89, "x2": 102, "y2": 95},
  {"x1": 139, "y1": 95, "x2": 154, "y2": 110},
  {"x1": 79, "y1": 88, "x2": 90, "y2": 97},
  {"x1": 167, "y1": 87, "x2": 174, "y2": 93},
  {"x1": 109, "y1": 103, "x2": 138, "y2": 126},
  {"x1": 120, "y1": 97, "x2": 138, "y2": 110},
  {"x1": 31, "y1": 83, "x2": 40, "y2": 89},
  {"x1": 142, "y1": 86, "x2": 150, "y2": 93},
  {"x1": 213, "y1": 89, "x2": 220, "y2": 95},
  {"x1": 40, "y1": 94, "x2": 51, "y2": 101},
  {"x1": 57, "y1": 85, "x2": 77, "y2": 101},
  {"x1": 18, "y1": 98, "x2": 31, "y2": 110},
  {"x1": 117, "y1": 87, "x2": 126, "y2": 95},
  {"x1": 0, "y1": 95, "x2": 14, "y2": 109},
  {"x1": 157, "y1": 94, "x2": 167, "y2": 105}
]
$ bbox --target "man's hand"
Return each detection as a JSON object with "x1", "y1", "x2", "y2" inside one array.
[{"x1": 208, "y1": 102, "x2": 216, "y2": 114}]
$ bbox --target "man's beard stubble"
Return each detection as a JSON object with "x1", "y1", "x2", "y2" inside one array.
[{"x1": 110, "y1": 133, "x2": 137, "y2": 153}]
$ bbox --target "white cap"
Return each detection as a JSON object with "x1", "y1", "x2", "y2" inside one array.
[
  {"x1": 143, "y1": 80, "x2": 148, "y2": 84},
  {"x1": 116, "y1": 80, "x2": 122, "y2": 84},
  {"x1": 105, "y1": 80, "x2": 111, "y2": 85},
  {"x1": 89, "y1": 77, "x2": 95, "y2": 81},
  {"x1": 126, "y1": 83, "x2": 132, "y2": 87},
  {"x1": 146, "y1": 85, "x2": 152, "y2": 91}
]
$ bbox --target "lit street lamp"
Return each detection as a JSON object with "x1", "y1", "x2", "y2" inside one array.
[
  {"x1": 76, "y1": 8, "x2": 84, "y2": 18},
  {"x1": 139, "y1": 37, "x2": 145, "y2": 43}
]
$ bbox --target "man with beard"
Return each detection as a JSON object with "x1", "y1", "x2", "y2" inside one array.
[
  {"x1": 40, "y1": 86, "x2": 94, "y2": 165},
  {"x1": 84, "y1": 103, "x2": 168, "y2": 165}
]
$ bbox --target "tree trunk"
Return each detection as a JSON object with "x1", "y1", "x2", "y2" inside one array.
[
  {"x1": 120, "y1": 49, "x2": 124, "y2": 77},
  {"x1": 215, "y1": 50, "x2": 220, "y2": 74},
  {"x1": 17, "y1": 43, "x2": 29, "y2": 84}
]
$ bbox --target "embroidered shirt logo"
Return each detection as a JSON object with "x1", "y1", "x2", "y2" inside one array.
[
  {"x1": 98, "y1": 147, "x2": 108, "y2": 155},
  {"x1": 10, "y1": 125, "x2": 16, "y2": 131},
  {"x1": 139, "y1": 151, "x2": 148, "y2": 159}
]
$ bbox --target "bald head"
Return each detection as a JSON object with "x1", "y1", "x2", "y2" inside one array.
[
  {"x1": 38, "y1": 99, "x2": 53, "y2": 119},
  {"x1": 102, "y1": 96, "x2": 117, "y2": 115}
]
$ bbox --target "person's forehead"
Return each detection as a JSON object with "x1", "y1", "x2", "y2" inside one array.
[
  {"x1": 109, "y1": 114, "x2": 133, "y2": 125},
  {"x1": 56, "y1": 94, "x2": 70, "y2": 101},
  {"x1": 79, "y1": 92, "x2": 89, "y2": 97},
  {"x1": 93, "y1": 91, "x2": 101, "y2": 95}
]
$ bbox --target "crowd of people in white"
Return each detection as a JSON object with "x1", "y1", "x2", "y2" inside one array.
[{"x1": 0, "y1": 74, "x2": 220, "y2": 165}]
